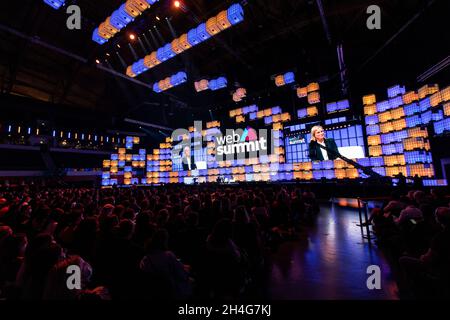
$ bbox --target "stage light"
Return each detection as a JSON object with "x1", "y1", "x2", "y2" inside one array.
[
  {"x1": 117, "y1": 44, "x2": 121, "y2": 48},
  {"x1": 129, "y1": 33, "x2": 136, "y2": 40},
  {"x1": 174, "y1": 1, "x2": 181, "y2": 8},
  {"x1": 95, "y1": 59, "x2": 100, "y2": 64},
  {"x1": 156, "y1": 16, "x2": 160, "y2": 20}
]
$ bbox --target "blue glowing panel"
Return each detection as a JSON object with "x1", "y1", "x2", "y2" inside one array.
[
  {"x1": 260, "y1": 155, "x2": 269, "y2": 163},
  {"x1": 337, "y1": 100, "x2": 350, "y2": 111},
  {"x1": 284, "y1": 72, "x2": 295, "y2": 84},
  {"x1": 323, "y1": 170, "x2": 335, "y2": 179},
  {"x1": 313, "y1": 170, "x2": 324, "y2": 180},
  {"x1": 419, "y1": 97, "x2": 431, "y2": 111},
  {"x1": 376, "y1": 101, "x2": 390, "y2": 112},
  {"x1": 395, "y1": 142, "x2": 404, "y2": 154},
  {"x1": 432, "y1": 110, "x2": 444, "y2": 122},
  {"x1": 210, "y1": 77, "x2": 227, "y2": 90},
  {"x1": 356, "y1": 158, "x2": 371, "y2": 167},
  {"x1": 139, "y1": 149, "x2": 146, "y2": 155},
  {"x1": 297, "y1": 108, "x2": 307, "y2": 118},
  {"x1": 372, "y1": 167, "x2": 386, "y2": 176},
  {"x1": 124, "y1": 166, "x2": 132, "y2": 172},
  {"x1": 196, "y1": 23, "x2": 211, "y2": 41},
  {"x1": 92, "y1": 28, "x2": 107, "y2": 45},
  {"x1": 44, "y1": 0, "x2": 65, "y2": 10},
  {"x1": 269, "y1": 163, "x2": 279, "y2": 172},
  {"x1": 421, "y1": 110, "x2": 432, "y2": 124},
  {"x1": 326, "y1": 102, "x2": 337, "y2": 113},
  {"x1": 111, "y1": 154, "x2": 119, "y2": 160},
  {"x1": 393, "y1": 130, "x2": 408, "y2": 141},
  {"x1": 110, "y1": 10, "x2": 127, "y2": 29},
  {"x1": 249, "y1": 105, "x2": 258, "y2": 112},
  {"x1": 163, "y1": 43, "x2": 176, "y2": 59},
  {"x1": 156, "y1": 47, "x2": 168, "y2": 62},
  {"x1": 153, "y1": 83, "x2": 162, "y2": 93},
  {"x1": 131, "y1": 178, "x2": 139, "y2": 185},
  {"x1": 227, "y1": 3, "x2": 244, "y2": 25},
  {"x1": 389, "y1": 96, "x2": 403, "y2": 109},
  {"x1": 187, "y1": 28, "x2": 201, "y2": 46},
  {"x1": 272, "y1": 106, "x2": 282, "y2": 114},
  {"x1": 102, "y1": 172, "x2": 110, "y2": 179},
  {"x1": 139, "y1": 155, "x2": 146, "y2": 161},
  {"x1": 370, "y1": 157, "x2": 384, "y2": 167},
  {"x1": 321, "y1": 160, "x2": 334, "y2": 170},
  {"x1": 366, "y1": 124, "x2": 380, "y2": 136},
  {"x1": 102, "y1": 179, "x2": 110, "y2": 186},
  {"x1": 382, "y1": 144, "x2": 396, "y2": 155},
  {"x1": 126, "y1": 141, "x2": 133, "y2": 149},
  {"x1": 404, "y1": 103, "x2": 420, "y2": 116},
  {"x1": 264, "y1": 116, "x2": 273, "y2": 125},
  {"x1": 434, "y1": 118, "x2": 450, "y2": 134},
  {"x1": 404, "y1": 151, "x2": 429, "y2": 164},
  {"x1": 381, "y1": 133, "x2": 393, "y2": 144},
  {"x1": 131, "y1": 59, "x2": 148, "y2": 75},
  {"x1": 406, "y1": 115, "x2": 422, "y2": 128},
  {"x1": 118, "y1": 160, "x2": 125, "y2": 167},
  {"x1": 365, "y1": 115, "x2": 379, "y2": 125},
  {"x1": 312, "y1": 161, "x2": 323, "y2": 170},
  {"x1": 387, "y1": 85, "x2": 406, "y2": 98},
  {"x1": 117, "y1": 4, "x2": 135, "y2": 24},
  {"x1": 208, "y1": 79, "x2": 218, "y2": 91},
  {"x1": 285, "y1": 172, "x2": 293, "y2": 181}
]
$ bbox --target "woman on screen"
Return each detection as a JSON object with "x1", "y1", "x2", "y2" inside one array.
[{"x1": 308, "y1": 125, "x2": 340, "y2": 161}]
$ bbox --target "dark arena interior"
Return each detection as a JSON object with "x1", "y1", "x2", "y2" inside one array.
[{"x1": 1, "y1": 0, "x2": 450, "y2": 308}]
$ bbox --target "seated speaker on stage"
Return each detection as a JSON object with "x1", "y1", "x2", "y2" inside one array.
[{"x1": 308, "y1": 125, "x2": 340, "y2": 161}]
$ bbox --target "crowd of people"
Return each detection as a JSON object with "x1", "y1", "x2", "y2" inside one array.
[
  {"x1": 0, "y1": 184, "x2": 318, "y2": 300},
  {"x1": 366, "y1": 188, "x2": 450, "y2": 298}
]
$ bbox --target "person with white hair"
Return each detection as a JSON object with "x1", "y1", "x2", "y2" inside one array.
[{"x1": 308, "y1": 125, "x2": 340, "y2": 161}]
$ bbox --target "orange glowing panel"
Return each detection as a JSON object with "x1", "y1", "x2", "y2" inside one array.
[
  {"x1": 297, "y1": 87, "x2": 307, "y2": 98},
  {"x1": 363, "y1": 94, "x2": 376, "y2": 105},
  {"x1": 364, "y1": 104, "x2": 377, "y2": 115}
]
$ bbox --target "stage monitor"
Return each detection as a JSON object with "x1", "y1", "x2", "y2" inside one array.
[{"x1": 285, "y1": 124, "x2": 366, "y2": 163}]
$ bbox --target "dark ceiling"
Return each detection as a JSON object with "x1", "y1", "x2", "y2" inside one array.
[{"x1": 0, "y1": 0, "x2": 449, "y2": 131}]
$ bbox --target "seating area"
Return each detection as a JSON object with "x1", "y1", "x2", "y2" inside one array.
[{"x1": 0, "y1": 183, "x2": 448, "y2": 300}]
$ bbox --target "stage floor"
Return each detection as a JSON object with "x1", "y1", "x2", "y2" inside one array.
[{"x1": 267, "y1": 203, "x2": 399, "y2": 300}]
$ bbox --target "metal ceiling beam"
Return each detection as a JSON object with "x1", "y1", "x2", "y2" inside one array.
[{"x1": 315, "y1": 0, "x2": 332, "y2": 45}]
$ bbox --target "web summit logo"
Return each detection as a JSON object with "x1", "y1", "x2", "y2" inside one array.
[{"x1": 215, "y1": 127, "x2": 267, "y2": 156}]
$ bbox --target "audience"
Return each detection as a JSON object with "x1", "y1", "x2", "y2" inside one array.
[
  {"x1": 0, "y1": 184, "x2": 319, "y2": 300},
  {"x1": 0, "y1": 183, "x2": 448, "y2": 299}
]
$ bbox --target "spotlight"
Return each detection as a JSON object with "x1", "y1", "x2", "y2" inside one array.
[
  {"x1": 129, "y1": 33, "x2": 136, "y2": 40},
  {"x1": 117, "y1": 44, "x2": 121, "y2": 48},
  {"x1": 106, "y1": 53, "x2": 110, "y2": 57},
  {"x1": 174, "y1": 1, "x2": 181, "y2": 8},
  {"x1": 95, "y1": 59, "x2": 100, "y2": 64},
  {"x1": 156, "y1": 16, "x2": 160, "y2": 21}
]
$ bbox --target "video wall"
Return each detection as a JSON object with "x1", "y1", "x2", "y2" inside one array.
[
  {"x1": 285, "y1": 123, "x2": 366, "y2": 163},
  {"x1": 101, "y1": 83, "x2": 449, "y2": 187}
]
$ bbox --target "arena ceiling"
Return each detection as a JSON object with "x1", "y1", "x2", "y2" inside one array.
[{"x1": 0, "y1": 0, "x2": 448, "y2": 130}]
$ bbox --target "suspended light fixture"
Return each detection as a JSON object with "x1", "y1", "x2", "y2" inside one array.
[
  {"x1": 43, "y1": 0, "x2": 65, "y2": 10},
  {"x1": 125, "y1": 3, "x2": 244, "y2": 77}
]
